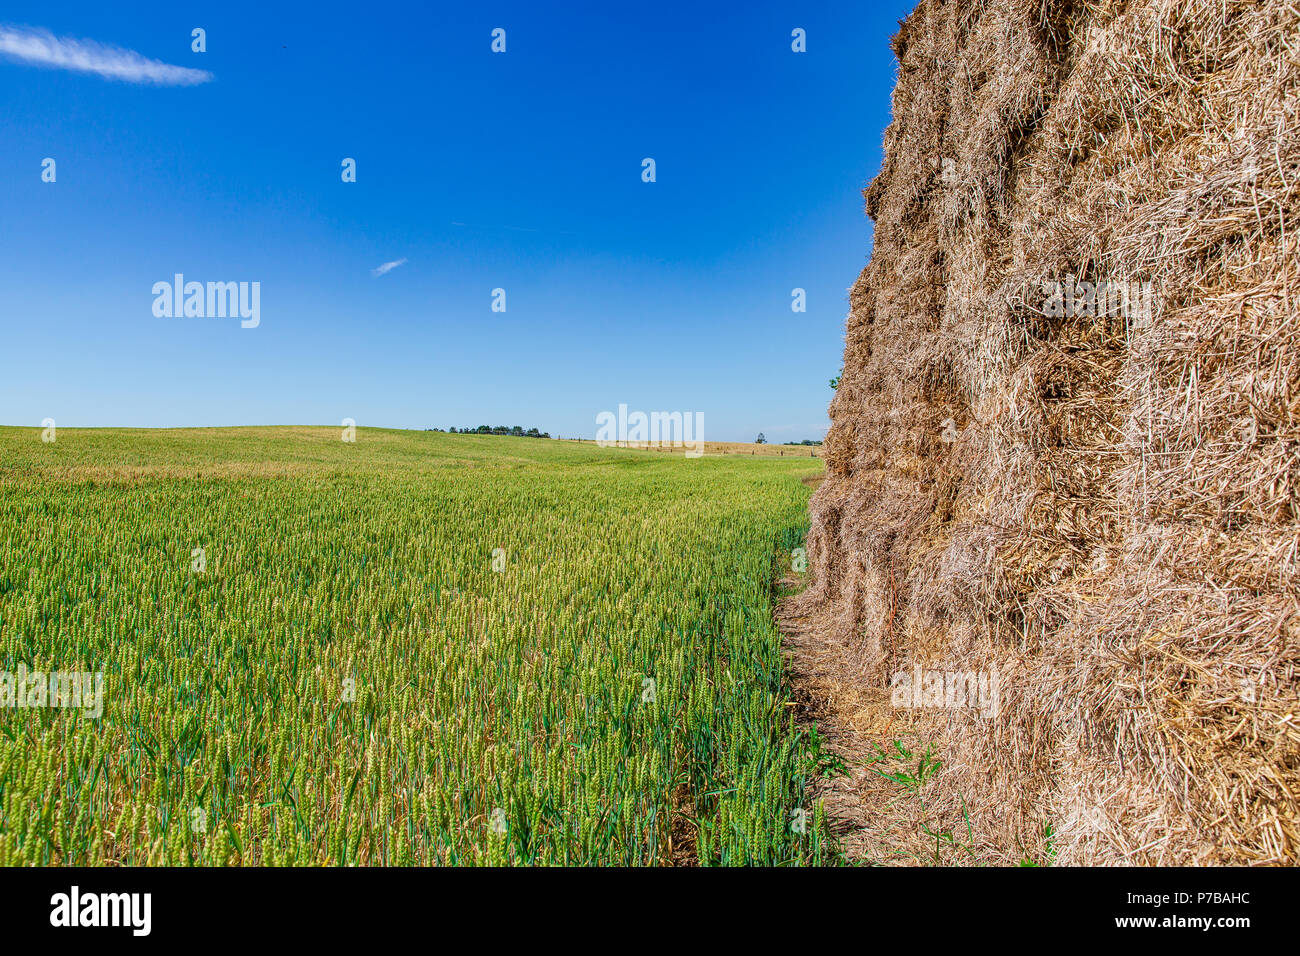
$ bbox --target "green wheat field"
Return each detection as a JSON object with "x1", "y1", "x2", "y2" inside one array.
[{"x1": 0, "y1": 426, "x2": 828, "y2": 865}]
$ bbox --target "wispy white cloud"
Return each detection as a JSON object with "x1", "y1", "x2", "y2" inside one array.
[
  {"x1": 0, "y1": 25, "x2": 213, "y2": 85},
  {"x1": 371, "y1": 258, "x2": 408, "y2": 278}
]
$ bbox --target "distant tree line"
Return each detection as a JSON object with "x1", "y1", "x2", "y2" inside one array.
[
  {"x1": 429, "y1": 425, "x2": 552, "y2": 438},
  {"x1": 783, "y1": 439, "x2": 823, "y2": 446}
]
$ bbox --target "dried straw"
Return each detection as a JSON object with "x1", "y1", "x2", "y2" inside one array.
[{"x1": 796, "y1": 0, "x2": 1299, "y2": 864}]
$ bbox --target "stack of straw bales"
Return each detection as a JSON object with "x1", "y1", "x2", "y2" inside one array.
[{"x1": 800, "y1": 0, "x2": 1298, "y2": 863}]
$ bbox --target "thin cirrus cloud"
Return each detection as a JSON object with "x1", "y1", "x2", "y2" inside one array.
[
  {"x1": 0, "y1": 24, "x2": 213, "y2": 85},
  {"x1": 371, "y1": 258, "x2": 408, "y2": 278}
]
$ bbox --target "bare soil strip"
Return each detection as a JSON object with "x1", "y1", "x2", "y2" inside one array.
[{"x1": 777, "y1": 589, "x2": 1000, "y2": 866}]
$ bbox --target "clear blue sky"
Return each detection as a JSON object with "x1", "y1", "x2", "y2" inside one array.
[{"x1": 0, "y1": 1, "x2": 911, "y2": 442}]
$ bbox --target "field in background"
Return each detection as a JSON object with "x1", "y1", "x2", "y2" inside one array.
[
  {"x1": 0, "y1": 426, "x2": 828, "y2": 865},
  {"x1": 562, "y1": 438, "x2": 823, "y2": 458}
]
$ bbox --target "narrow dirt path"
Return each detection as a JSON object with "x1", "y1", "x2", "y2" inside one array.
[{"x1": 777, "y1": 587, "x2": 969, "y2": 865}]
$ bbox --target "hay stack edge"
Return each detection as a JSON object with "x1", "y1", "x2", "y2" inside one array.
[{"x1": 798, "y1": 0, "x2": 1299, "y2": 864}]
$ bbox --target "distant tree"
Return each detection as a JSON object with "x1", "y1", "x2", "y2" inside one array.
[
  {"x1": 755, "y1": 433, "x2": 766, "y2": 444},
  {"x1": 448, "y1": 424, "x2": 550, "y2": 438},
  {"x1": 449, "y1": 426, "x2": 458, "y2": 433}
]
